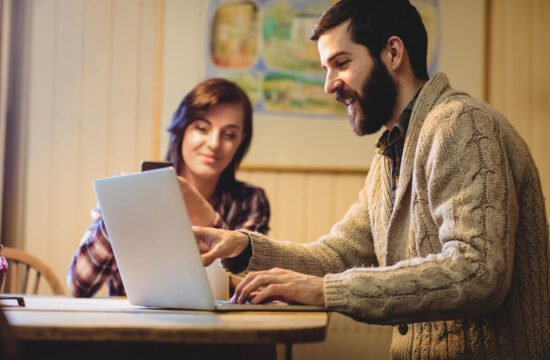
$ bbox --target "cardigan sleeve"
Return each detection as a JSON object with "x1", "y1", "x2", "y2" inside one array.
[{"x1": 229, "y1": 179, "x2": 379, "y2": 278}]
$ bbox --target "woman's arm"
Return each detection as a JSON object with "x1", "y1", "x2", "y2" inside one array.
[
  {"x1": 212, "y1": 184, "x2": 271, "y2": 234},
  {"x1": 67, "y1": 208, "x2": 124, "y2": 297}
]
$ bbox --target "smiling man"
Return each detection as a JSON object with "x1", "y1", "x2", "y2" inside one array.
[{"x1": 192, "y1": 0, "x2": 550, "y2": 358}]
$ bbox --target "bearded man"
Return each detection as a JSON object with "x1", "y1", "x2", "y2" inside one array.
[{"x1": 192, "y1": 1, "x2": 550, "y2": 358}]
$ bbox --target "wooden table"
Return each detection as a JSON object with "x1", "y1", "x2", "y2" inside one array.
[{"x1": 1, "y1": 295, "x2": 328, "y2": 360}]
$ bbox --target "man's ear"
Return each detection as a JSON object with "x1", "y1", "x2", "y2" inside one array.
[{"x1": 385, "y1": 36, "x2": 405, "y2": 70}]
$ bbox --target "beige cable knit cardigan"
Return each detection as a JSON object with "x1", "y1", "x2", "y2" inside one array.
[{"x1": 241, "y1": 73, "x2": 549, "y2": 359}]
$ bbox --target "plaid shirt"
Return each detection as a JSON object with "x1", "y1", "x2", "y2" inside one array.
[
  {"x1": 67, "y1": 181, "x2": 270, "y2": 297},
  {"x1": 375, "y1": 92, "x2": 420, "y2": 211}
]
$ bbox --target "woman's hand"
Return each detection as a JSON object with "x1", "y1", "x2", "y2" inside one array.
[{"x1": 176, "y1": 176, "x2": 217, "y2": 227}]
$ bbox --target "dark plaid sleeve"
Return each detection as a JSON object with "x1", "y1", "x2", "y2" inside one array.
[
  {"x1": 67, "y1": 207, "x2": 126, "y2": 297},
  {"x1": 215, "y1": 182, "x2": 271, "y2": 273},
  {"x1": 213, "y1": 182, "x2": 270, "y2": 234}
]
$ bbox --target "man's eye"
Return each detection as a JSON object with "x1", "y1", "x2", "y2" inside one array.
[{"x1": 336, "y1": 60, "x2": 350, "y2": 69}]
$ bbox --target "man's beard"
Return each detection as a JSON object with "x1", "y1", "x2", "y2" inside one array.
[{"x1": 335, "y1": 57, "x2": 397, "y2": 136}]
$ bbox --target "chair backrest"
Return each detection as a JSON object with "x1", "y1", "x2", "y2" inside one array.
[{"x1": 1, "y1": 247, "x2": 65, "y2": 295}]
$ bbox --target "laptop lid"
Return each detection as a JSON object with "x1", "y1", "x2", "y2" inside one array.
[
  {"x1": 94, "y1": 167, "x2": 216, "y2": 310},
  {"x1": 93, "y1": 167, "x2": 325, "y2": 312}
]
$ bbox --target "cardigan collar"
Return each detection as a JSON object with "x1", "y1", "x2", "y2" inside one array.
[
  {"x1": 391, "y1": 73, "x2": 452, "y2": 211},
  {"x1": 382, "y1": 73, "x2": 454, "y2": 265}
]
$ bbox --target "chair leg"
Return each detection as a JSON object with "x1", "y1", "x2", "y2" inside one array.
[{"x1": 285, "y1": 342, "x2": 293, "y2": 360}]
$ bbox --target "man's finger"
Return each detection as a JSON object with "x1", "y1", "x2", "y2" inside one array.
[
  {"x1": 192, "y1": 225, "x2": 210, "y2": 237},
  {"x1": 237, "y1": 273, "x2": 280, "y2": 304},
  {"x1": 197, "y1": 241, "x2": 210, "y2": 254},
  {"x1": 250, "y1": 284, "x2": 284, "y2": 304},
  {"x1": 233, "y1": 271, "x2": 262, "y2": 299},
  {"x1": 232, "y1": 272, "x2": 257, "y2": 304},
  {"x1": 200, "y1": 252, "x2": 216, "y2": 267}
]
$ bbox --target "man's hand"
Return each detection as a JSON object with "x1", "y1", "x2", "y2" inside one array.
[
  {"x1": 193, "y1": 227, "x2": 250, "y2": 266},
  {"x1": 231, "y1": 268, "x2": 325, "y2": 306}
]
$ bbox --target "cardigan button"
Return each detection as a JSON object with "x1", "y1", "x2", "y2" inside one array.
[{"x1": 398, "y1": 324, "x2": 408, "y2": 335}]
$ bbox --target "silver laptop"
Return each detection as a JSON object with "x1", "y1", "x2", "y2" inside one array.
[{"x1": 93, "y1": 167, "x2": 324, "y2": 312}]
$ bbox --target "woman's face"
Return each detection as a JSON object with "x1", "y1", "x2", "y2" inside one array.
[{"x1": 181, "y1": 102, "x2": 245, "y2": 182}]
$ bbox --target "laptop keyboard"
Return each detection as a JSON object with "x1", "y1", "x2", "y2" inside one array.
[{"x1": 216, "y1": 300, "x2": 252, "y2": 305}]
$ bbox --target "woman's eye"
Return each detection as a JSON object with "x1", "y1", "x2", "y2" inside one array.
[
  {"x1": 223, "y1": 132, "x2": 237, "y2": 140},
  {"x1": 194, "y1": 124, "x2": 208, "y2": 132}
]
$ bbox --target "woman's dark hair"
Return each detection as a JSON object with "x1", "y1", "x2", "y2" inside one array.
[
  {"x1": 311, "y1": 0, "x2": 429, "y2": 81},
  {"x1": 165, "y1": 78, "x2": 253, "y2": 190}
]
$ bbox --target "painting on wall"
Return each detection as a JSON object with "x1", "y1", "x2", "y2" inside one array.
[{"x1": 206, "y1": 0, "x2": 440, "y2": 117}]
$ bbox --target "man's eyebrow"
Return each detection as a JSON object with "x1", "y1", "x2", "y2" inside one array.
[{"x1": 326, "y1": 51, "x2": 352, "y2": 65}]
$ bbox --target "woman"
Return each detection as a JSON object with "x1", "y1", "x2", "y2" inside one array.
[{"x1": 67, "y1": 78, "x2": 270, "y2": 297}]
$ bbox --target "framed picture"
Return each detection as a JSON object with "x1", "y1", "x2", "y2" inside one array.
[{"x1": 206, "y1": 0, "x2": 441, "y2": 117}]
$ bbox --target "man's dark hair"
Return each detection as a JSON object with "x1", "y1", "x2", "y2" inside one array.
[
  {"x1": 311, "y1": 0, "x2": 429, "y2": 80},
  {"x1": 165, "y1": 78, "x2": 253, "y2": 191}
]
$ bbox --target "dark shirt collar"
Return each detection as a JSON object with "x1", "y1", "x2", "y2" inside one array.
[{"x1": 375, "y1": 90, "x2": 421, "y2": 155}]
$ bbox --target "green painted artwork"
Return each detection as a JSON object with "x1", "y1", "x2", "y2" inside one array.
[{"x1": 207, "y1": 0, "x2": 440, "y2": 117}]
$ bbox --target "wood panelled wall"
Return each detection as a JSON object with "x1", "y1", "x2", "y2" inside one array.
[
  {"x1": 487, "y1": 0, "x2": 550, "y2": 275},
  {"x1": 3, "y1": 0, "x2": 159, "y2": 289},
  {"x1": 238, "y1": 167, "x2": 366, "y2": 242},
  {"x1": 488, "y1": 0, "x2": 550, "y2": 214}
]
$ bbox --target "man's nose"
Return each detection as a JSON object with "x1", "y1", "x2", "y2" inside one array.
[{"x1": 324, "y1": 71, "x2": 342, "y2": 94}]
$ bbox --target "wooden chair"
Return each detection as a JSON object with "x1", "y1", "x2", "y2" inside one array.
[{"x1": 1, "y1": 247, "x2": 65, "y2": 295}]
